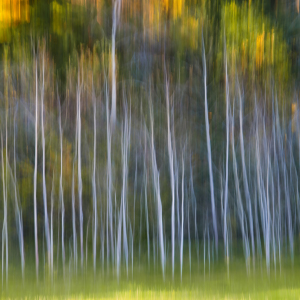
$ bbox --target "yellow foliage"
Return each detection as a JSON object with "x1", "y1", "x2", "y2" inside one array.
[
  {"x1": 221, "y1": 1, "x2": 290, "y2": 84},
  {"x1": 143, "y1": 0, "x2": 161, "y2": 41},
  {"x1": 51, "y1": 1, "x2": 65, "y2": 35},
  {"x1": 292, "y1": 102, "x2": 297, "y2": 115},
  {"x1": 180, "y1": 15, "x2": 199, "y2": 50},
  {"x1": 96, "y1": 0, "x2": 102, "y2": 24},
  {"x1": 0, "y1": 0, "x2": 29, "y2": 42},
  {"x1": 71, "y1": 0, "x2": 87, "y2": 5},
  {"x1": 256, "y1": 29, "x2": 264, "y2": 69},
  {"x1": 172, "y1": 0, "x2": 185, "y2": 20},
  {"x1": 161, "y1": 0, "x2": 169, "y2": 13},
  {"x1": 241, "y1": 39, "x2": 248, "y2": 72},
  {"x1": 0, "y1": 0, "x2": 29, "y2": 24},
  {"x1": 292, "y1": 102, "x2": 297, "y2": 133}
]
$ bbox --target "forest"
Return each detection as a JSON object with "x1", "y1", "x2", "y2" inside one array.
[{"x1": 1, "y1": 0, "x2": 300, "y2": 298}]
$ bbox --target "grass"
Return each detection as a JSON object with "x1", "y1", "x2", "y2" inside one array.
[{"x1": 1, "y1": 251, "x2": 300, "y2": 299}]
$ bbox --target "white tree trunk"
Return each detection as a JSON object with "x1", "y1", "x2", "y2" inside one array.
[
  {"x1": 33, "y1": 61, "x2": 39, "y2": 282},
  {"x1": 202, "y1": 38, "x2": 218, "y2": 249}
]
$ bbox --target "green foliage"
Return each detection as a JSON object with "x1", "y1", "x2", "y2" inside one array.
[{"x1": 219, "y1": 1, "x2": 290, "y2": 87}]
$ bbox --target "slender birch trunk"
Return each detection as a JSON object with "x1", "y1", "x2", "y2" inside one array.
[
  {"x1": 50, "y1": 172, "x2": 54, "y2": 281},
  {"x1": 77, "y1": 76, "x2": 84, "y2": 271},
  {"x1": 72, "y1": 164, "x2": 77, "y2": 271},
  {"x1": 224, "y1": 45, "x2": 230, "y2": 266},
  {"x1": 34, "y1": 60, "x2": 39, "y2": 282},
  {"x1": 121, "y1": 103, "x2": 130, "y2": 276},
  {"x1": 1, "y1": 133, "x2": 8, "y2": 287},
  {"x1": 231, "y1": 105, "x2": 250, "y2": 272},
  {"x1": 13, "y1": 106, "x2": 25, "y2": 279},
  {"x1": 116, "y1": 194, "x2": 122, "y2": 279},
  {"x1": 92, "y1": 86, "x2": 97, "y2": 275},
  {"x1": 180, "y1": 153, "x2": 185, "y2": 281},
  {"x1": 238, "y1": 85, "x2": 255, "y2": 262},
  {"x1": 149, "y1": 100, "x2": 165, "y2": 279},
  {"x1": 144, "y1": 166, "x2": 150, "y2": 267},
  {"x1": 58, "y1": 99, "x2": 65, "y2": 276},
  {"x1": 106, "y1": 82, "x2": 114, "y2": 268},
  {"x1": 166, "y1": 75, "x2": 175, "y2": 278},
  {"x1": 202, "y1": 37, "x2": 218, "y2": 249},
  {"x1": 111, "y1": 0, "x2": 121, "y2": 125},
  {"x1": 41, "y1": 51, "x2": 51, "y2": 274}
]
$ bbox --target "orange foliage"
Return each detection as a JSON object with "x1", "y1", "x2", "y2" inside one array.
[
  {"x1": 256, "y1": 29, "x2": 265, "y2": 69},
  {"x1": 0, "y1": 0, "x2": 29, "y2": 42},
  {"x1": 292, "y1": 102, "x2": 297, "y2": 133},
  {"x1": 0, "y1": 0, "x2": 29, "y2": 25}
]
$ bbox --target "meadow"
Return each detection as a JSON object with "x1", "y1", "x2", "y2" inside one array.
[{"x1": 1, "y1": 247, "x2": 300, "y2": 299}]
